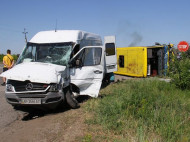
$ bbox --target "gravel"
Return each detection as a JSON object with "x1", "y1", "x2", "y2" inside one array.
[{"x1": 0, "y1": 64, "x2": 18, "y2": 129}]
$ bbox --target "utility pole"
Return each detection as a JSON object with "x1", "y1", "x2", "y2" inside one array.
[{"x1": 22, "y1": 28, "x2": 28, "y2": 43}]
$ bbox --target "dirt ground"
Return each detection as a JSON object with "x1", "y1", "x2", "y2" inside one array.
[{"x1": 0, "y1": 104, "x2": 88, "y2": 142}]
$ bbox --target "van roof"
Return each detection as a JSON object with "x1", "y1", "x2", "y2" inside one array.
[{"x1": 29, "y1": 30, "x2": 102, "y2": 44}]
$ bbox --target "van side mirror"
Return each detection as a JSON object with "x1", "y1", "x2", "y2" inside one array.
[
  {"x1": 76, "y1": 59, "x2": 82, "y2": 67},
  {"x1": 68, "y1": 59, "x2": 82, "y2": 68}
]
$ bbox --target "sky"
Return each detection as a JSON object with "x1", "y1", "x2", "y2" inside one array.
[{"x1": 0, "y1": 0, "x2": 190, "y2": 54}]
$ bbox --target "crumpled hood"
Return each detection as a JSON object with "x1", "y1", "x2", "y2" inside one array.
[{"x1": 0, "y1": 62, "x2": 66, "y2": 84}]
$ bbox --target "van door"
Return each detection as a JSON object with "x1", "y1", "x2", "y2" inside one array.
[
  {"x1": 104, "y1": 36, "x2": 117, "y2": 73},
  {"x1": 69, "y1": 46, "x2": 104, "y2": 98}
]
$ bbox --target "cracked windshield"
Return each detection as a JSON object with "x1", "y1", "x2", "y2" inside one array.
[{"x1": 17, "y1": 42, "x2": 73, "y2": 66}]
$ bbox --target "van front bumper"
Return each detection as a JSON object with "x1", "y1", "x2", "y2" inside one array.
[{"x1": 5, "y1": 91, "x2": 65, "y2": 109}]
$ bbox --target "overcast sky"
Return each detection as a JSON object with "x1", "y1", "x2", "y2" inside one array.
[{"x1": 0, "y1": 0, "x2": 189, "y2": 54}]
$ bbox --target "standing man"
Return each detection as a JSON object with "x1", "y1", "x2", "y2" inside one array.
[{"x1": 1, "y1": 49, "x2": 14, "y2": 86}]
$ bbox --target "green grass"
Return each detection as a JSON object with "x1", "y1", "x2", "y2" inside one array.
[
  {"x1": 84, "y1": 79, "x2": 190, "y2": 142},
  {"x1": 0, "y1": 54, "x2": 3, "y2": 62}
]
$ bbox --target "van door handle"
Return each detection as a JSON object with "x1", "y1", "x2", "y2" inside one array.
[{"x1": 94, "y1": 70, "x2": 103, "y2": 74}]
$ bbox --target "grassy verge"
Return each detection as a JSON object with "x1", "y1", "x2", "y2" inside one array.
[{"x1": 83, "y1": 79, "x2": 190, "y2": 142}]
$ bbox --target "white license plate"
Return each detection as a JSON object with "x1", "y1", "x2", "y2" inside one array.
[{"x1": 20, "y1": 98, "x2": 41, "y2": 104}]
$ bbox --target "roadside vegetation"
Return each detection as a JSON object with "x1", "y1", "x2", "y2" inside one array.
[
  {"x1": 0, "y1": 54, "x2": 3, "y2": 62},
  {"x1": 169, "y1": 49, "x2": 190, "y2": 90},
  {"x1": 83, "y1": 79, "x2": 190, "y2": 142}
]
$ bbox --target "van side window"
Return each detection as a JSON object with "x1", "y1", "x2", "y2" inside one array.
[
  {"x1": 83, "y1": 48, "x2": 102, "y2": 66},
  {"x1": 72, "y1": 47, "x2": 102, "y2": 67},
  {"x1": 106, "y1": 43, "x2": 115, "y2": 56},
  {"x1": 119, "y1": 55, "x2": 124, "y2": 67}
]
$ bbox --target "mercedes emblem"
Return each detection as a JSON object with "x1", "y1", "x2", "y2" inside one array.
[{"x1": 25, "y1": 83, "x2": 33, "y2": 91}]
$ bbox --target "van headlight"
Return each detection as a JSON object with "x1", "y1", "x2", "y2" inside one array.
[
  {"x1": 49, "y1": 84, "x2": 59, "y2": 92},
  {"x1": 6, "y1": 84, "x2": 14, "y2": 92}
]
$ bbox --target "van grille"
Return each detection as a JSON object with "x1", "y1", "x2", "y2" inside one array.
[{"x1": 7, "y1": 80, "x2": 49, "y2": 92}]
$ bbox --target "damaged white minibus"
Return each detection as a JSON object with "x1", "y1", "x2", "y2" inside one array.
[{"x1": 0, "y1": 30, "x2": 117, "y2": 109}]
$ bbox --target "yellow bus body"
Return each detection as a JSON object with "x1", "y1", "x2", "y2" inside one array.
[
  {"x1": 114, "y1": 47, "x2": 148, "y2": 77},
  {"x1": 114, "y1": 45, "x2": 171, "y2": 77}
]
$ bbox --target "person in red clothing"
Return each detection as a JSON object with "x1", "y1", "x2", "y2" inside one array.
[{"x1": 1, "y1": 49, "x2": 14, "y2": 86}]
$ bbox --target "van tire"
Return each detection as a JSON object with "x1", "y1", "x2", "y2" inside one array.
[{"x1": 65, "y1": 89, "x2": 80, "y2": 109}]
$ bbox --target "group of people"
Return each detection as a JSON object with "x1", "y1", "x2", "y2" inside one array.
[{"x1": 1, "y1": 49, "x2": 14, "y2": 86}]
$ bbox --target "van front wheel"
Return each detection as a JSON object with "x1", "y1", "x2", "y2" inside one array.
[{"x1": 65, "y1": 89, "x2": 80, "y2": 109}]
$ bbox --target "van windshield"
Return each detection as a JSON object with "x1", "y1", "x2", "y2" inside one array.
[{"x1": 17, "y1": 42, "x2": 73, "y2": 66}]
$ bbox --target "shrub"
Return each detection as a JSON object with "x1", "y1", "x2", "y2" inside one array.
[
  {"x1": 170, "y1": 50, "x2": 190, "y2": 90},
  {"x1": 12, "y1": 54, "x2": 19, "y2": 61},
  {"x1": 0, "y1": 54, "x2": 3, "y2": 62}
]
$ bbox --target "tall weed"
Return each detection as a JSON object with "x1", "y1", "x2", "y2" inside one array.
[{"x1": 85, "y1": 79, "x2": 190, "y2": 141}]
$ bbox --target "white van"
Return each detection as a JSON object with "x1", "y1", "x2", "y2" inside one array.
[{"x1": 0, "y1": 30, "x2": 117, "y2": 109}]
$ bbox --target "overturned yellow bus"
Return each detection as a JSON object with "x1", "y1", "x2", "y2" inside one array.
[{"x1": 114, "y1": 44, "x2": 173, "y2": 77}]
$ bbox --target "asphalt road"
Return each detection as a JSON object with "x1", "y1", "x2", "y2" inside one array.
[{"x1": 0, "y1": 64, "x2": 18, "y2": 129}]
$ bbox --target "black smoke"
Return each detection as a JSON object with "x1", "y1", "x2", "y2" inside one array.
[{"x1": 129, "y1": 32, "x2": 143, "y2": 47}]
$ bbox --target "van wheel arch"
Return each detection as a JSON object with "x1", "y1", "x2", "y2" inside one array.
[{"x1": 70, "y1": 83, "x2": 80, "y2": 94}]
